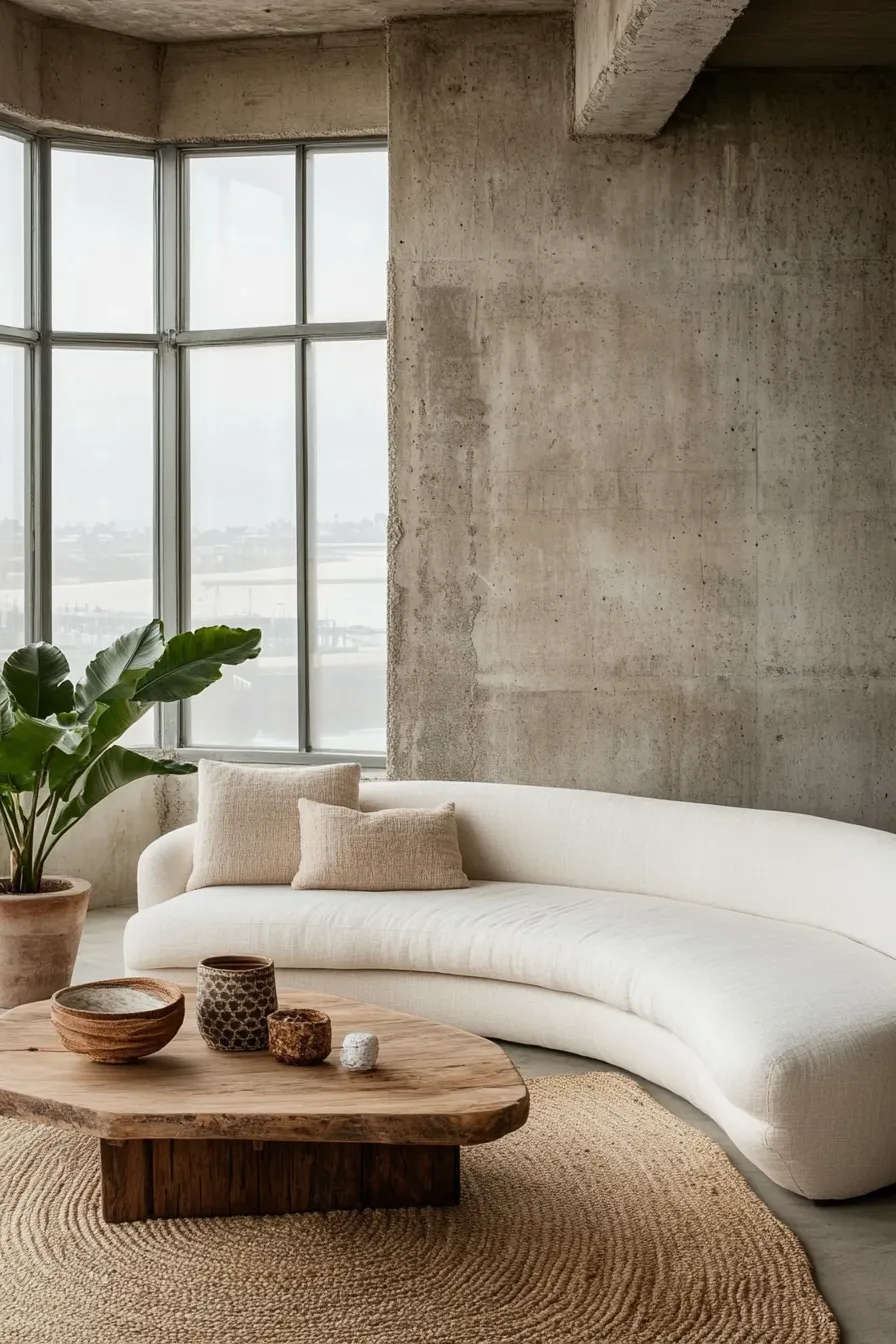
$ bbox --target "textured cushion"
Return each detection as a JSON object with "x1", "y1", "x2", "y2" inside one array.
[
  {"x1": 187, "y1": 760, "x2": 361, "y2": 889},
  {"x1": 292, "y1": 799, "x2": 470, "y2": 891}
]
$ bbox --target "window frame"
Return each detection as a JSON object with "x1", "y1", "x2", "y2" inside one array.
[{"x1": 0, "y1": 126, "x2": 388, "y2": 767}]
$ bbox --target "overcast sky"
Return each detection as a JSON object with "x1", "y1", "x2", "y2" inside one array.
[{"x1": 1, "y1": 139, "x2": 389, "y2": 533}]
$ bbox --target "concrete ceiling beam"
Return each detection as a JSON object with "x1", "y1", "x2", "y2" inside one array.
[{"x1": 574, "y1": 0, "x2": 750, "y2": 136}]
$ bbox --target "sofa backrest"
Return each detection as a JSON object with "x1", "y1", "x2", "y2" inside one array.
[{"x1": 359, "y1": 780, "x2": 896, "y2": 958}]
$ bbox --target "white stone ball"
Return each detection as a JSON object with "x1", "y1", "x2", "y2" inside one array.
[{"x1": 341, "y1": 1031, "x2": 379, "y2": 1071}]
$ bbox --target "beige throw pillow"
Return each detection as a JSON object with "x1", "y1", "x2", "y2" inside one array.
[
  {"x1": 187, "y1": 760, "x2": 361, "y2": 889},
  {"x1": 292, "y1": 799, "x2": 470, "y2": 892}
]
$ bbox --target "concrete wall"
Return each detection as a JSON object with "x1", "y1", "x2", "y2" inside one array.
[
  {"x1": 0, "y1": 0, "x2": 159, "y2": 137},
  {"x1": 0, "y1": 1, "x2": 387, "y2": 138},
  {"x1": 0, "y1": 779, "x2": 168, "y2": 908},
  {"x1": 388, "y1": 16, "x2": 896, "y2": 828},
  {"x1": 159, "y1": 31, "x2": 386, "y2": 141}
]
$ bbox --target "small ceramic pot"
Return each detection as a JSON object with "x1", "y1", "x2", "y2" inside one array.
[
  {"x1": 341, "y1": 1031, "x2": 379, "y2": 1071},
  {"x1": 196, "y1": 955, "x2": 277, "y2": 1052},
  {"x1": 267, "y1": 1008, "x2": 332, "y2": 1065}
]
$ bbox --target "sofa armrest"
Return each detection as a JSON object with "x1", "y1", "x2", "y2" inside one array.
[{"x1": 137, "y1": 824, "x2": 197, "y2": 910}]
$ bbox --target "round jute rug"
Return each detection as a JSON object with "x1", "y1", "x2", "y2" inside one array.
[{"x1": 0, "y1": 1073, "x2": 837, "y2": 1344}]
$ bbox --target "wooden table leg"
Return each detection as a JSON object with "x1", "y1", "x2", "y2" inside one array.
[{"x1": 99, "y1": 1138, "x2": 461, "y2": 1222}]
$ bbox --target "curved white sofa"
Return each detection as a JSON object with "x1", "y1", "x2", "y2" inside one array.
[{"x1": 124, "y1": 780, "x2": 896, "y2": 1200}]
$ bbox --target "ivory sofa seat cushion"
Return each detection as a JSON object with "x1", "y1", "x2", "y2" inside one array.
[
  {"x1": 292, "y1": 799, "x2": 470, "y2": 891},
  {"x1": 186, "y1": 760, "x2": 361, "y2": 889},
  {"x1": 124, "y1": 878, "x2": 896, "y2": 1132}
]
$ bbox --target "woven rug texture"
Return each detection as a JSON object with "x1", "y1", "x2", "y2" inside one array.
[{"x1": 0, "y1": 1072, "x2": 838, "y2": 1344}]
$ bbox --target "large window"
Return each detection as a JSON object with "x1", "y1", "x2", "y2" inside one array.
[{"x1": 0, "y1": 129, "x2": 388, "y2": 761}]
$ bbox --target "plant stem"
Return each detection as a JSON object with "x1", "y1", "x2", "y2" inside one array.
[
  {"x1": 31, "y1": 792, "x2": 60, "y2": 884},
  {"x1": 34, "y1": 816, "x2": 76, "y2": 872},
  {"x1": 18, "y1": 767, "x2": 46, "y2": 892},
  {"x1": 3, "y1": 795, "x2": 29, "y2": 891},
  {"x1": 0, "y1": 793, "x2": 23, "y2": 851}
]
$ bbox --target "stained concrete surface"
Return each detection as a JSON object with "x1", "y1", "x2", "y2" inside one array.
[
  {"x1": 75, "y1": 907, "x2": 896, "y2": 1344},
  {"x1": 9, "y1": 0, "x2": 569, "y2": 43},
  {"x1": 388, "y1": 16, "x2": 896, "y2": 830},
  {"x1": 0, "y1": 0, "x2": 387, "y2": 138},
  {"x1": 574, "y1": 0, "x2": 750, "y2": 136},
  {"x1": 160, "y1": 31, "x2": 386, "y2": 140}
]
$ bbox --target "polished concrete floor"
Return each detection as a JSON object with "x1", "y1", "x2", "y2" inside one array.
[{"x1": 77, "y1": 908, "x2": 896, "y2": 1344}]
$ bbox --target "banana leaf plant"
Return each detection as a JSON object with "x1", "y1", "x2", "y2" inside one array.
[{"x1": 0, "y1": 621, "x2": 261, "y2": 894}]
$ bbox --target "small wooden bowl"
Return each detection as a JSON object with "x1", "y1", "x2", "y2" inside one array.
[
  {"x1": 267, "y1": 1008, "x2": 332, "y2": 1065},
  {"x1": 50, "y1": 978, "x2": 185, "y2": 1064}
]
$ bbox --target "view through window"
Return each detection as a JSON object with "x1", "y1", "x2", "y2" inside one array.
[{"x1": 0, "y1": 131, "x2": 388, "y2": 759}]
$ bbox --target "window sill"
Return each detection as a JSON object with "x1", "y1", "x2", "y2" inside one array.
[{"x1": 138, "y1": 747, "x2": 386, "y2": 775}]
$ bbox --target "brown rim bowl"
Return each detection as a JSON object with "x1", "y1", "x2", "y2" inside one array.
[{"x1": 50, "y1": 977, "x2": 186, "y2": 1064}]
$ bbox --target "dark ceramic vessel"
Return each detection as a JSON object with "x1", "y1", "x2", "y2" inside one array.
[
  {"x1": 196, "y1": 955, "x2": 277, "y2": 1052},
  {"x1": 267, "y1": 1008, "x2": 332, "y2": 1065}
]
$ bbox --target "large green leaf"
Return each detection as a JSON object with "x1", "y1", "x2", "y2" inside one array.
[
  {"x1": 54, "y1": 747, "x2": 196, "y2": 833},
  {"x1": 74, "y1": 621, "x2": 166, "y2": 715},
  {"x1": 0, "y1": 680, "x2": 14, "y2": 737},
  {"x1": 133, "y1": 626, "x2": 262, "y2": 704},
  {"x1": 2, "y1": 643, "x2": 74, "y2": 719},
  {"x1": 0, "y1": 711, "x2": 73, "y2": 786},
  {"x1": 46, "y1": 699, "x2": 150, "y2": 797}
]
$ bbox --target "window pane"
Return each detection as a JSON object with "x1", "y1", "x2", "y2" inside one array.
[
  {"x1": 51, "y1": 148, "x2": 155, "y2": 333},
  {"x1": 307, "y1": 340, "x2": 386, "y2": 752},
  {"x1": 188, "y1": 344, "x2": 297, "y2": 748},
  {"x1": 307, "y1": 148, "x2": 387, "y2": 323},
  {"x1": 52, "y1": 349, "x2": 155, "y2": 745},
  {"x1": 188, "y1": 155, "x2": 295, "y2": 330},
  {"x1": 0, "y1": 345, "x2": 26, "y2": 662},
  {"x1": 0, "y1": 133, "x2": 27, "y2": 327}
]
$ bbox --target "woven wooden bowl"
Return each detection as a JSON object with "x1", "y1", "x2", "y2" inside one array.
[{"x1": 50, "y1": 978, "x2": 185, "y2": 1064}]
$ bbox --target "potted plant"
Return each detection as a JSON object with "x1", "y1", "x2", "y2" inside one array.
[{"x1": 0, "y1": 620, "x2": 261, "y2": 1008}]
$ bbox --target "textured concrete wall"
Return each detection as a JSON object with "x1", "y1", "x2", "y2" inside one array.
[
  {"x1": 388, "y1": 15, "x2": 896, "y2": 827},
  {"x1": 0, "y1": 1, "x2": 386, "y2": 139},
  {"x1": 0, "y1": 779, "x2": 166, "y2": 908},
  {"x1": 0, "y1": 1, "x2": 46, "y2": 123},
  {"x1": 0, "y1": 0, "x2": 159, "y2": 137},
  {"x1": 574, "y1": 0, "x2": 748, "y2": 136},
  {"x1": 41, "y1": 22, "x2": 159, "y2": 138},
  {"x1": 160, "y1": 31, "x2": 386, "y2": 141}
]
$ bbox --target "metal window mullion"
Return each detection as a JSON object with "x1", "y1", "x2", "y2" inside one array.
[
  {"x1": 0, "y1": 324, "x2": 38, "y2": 343},
  {"x1": 296, "y1": 338, "x2": 310, "y2": 755},
  {"x1": 30, "y1": 137, "x2": 52, "y2": 644},
  {"x1": 177, "y1": 149, "x2": 194, "y2": 748},
  {"x1": 49, "y1": 331, "x2": 159, "y2": 348},
  {"x1": 157, "y1": 144, "x2": 180, "y2": 751},
  {"x1": 296, "y1": 146, "x2": 310, "y2": 753},
  {"x1": 174, "y1": 322, "x2": 385, "y2": 347}
]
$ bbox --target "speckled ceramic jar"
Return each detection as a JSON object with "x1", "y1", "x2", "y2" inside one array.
[
  {"x1": 267, "y1": 1008, "x2": 332, "y2": 1065},
  {"x1": 196, "y1": 955, "x2": 277, "y2": 1052}
]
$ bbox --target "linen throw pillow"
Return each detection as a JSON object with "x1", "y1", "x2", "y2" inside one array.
[
  {"x1": 292, "y1": 799, "x2": 470, "y2": 891},
  {"x1": 187, "y1": 760, "x2": 361, "y2": 889}
]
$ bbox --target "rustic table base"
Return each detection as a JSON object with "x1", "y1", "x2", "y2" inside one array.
[{"x1": 99, "y1": 1137, "x2": 461, "y2": 1223}]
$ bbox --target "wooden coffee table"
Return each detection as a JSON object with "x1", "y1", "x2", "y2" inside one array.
[{"x1": 0, "y1": 989, "x2": 529, "y2": 1223}]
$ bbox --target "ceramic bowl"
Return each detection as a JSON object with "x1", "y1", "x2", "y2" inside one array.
[
  {"x1": 267, "y1": 1008, "x2": 332, "y2": 1065},
  {"x1": 50, "y1": 978, "x2": 185, "y2": 1064}
]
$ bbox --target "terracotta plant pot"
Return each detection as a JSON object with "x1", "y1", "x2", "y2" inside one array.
[
  {"x1": 267, "y1": 1008, "x2": 332, "y2": 1065},
  {"x1": 0, "y1": 877, "x2": 91, "y2": 1010},
  {"x1": 196, "y1": 954, "x2": 278, "y2": 1052}
]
